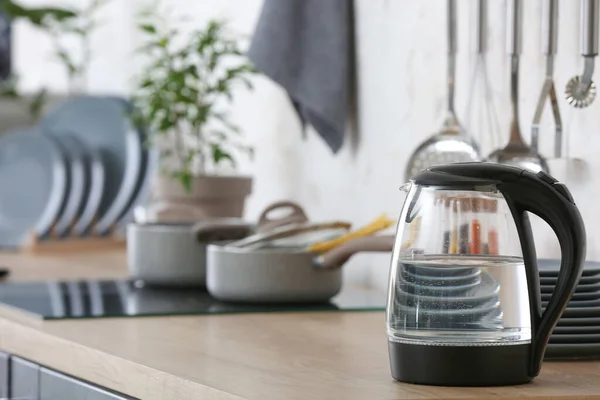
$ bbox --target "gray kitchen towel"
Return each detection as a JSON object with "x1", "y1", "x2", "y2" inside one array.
[{"x1": 248, "y1": 0, "x2": 354, "y2": 154}]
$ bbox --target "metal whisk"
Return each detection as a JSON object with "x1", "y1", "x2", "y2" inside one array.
[
  {"x1": 531, "y1": 0, "x2": 562, "y2": 160},
  {"x1": 465, "y1": 0, "x2": 502, "y2": 154}
]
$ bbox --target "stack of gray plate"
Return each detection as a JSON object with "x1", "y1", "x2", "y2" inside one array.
[
  {"x1": 542, "y1": 258, "x2": 600, "y2": 360},
  {"x1": 0, "y1": 95, "x2": 156, "y2": 248}
]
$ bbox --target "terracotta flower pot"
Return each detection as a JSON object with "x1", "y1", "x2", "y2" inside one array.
[{"x1": 151, "y1": 174, "x2": 253, "y2": 219}]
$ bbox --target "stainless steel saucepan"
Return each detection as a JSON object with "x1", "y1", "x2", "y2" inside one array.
[{"x1": 206, "y1": 235, "x2": 395, "y2": 304}]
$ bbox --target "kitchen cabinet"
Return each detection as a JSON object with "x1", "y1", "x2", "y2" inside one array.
[
  {"x1": 40, "y1": 367, "x2": 131, "y2": 400},
  {"x1": 0, "y1": 351, "x2": 8, "y2": 398},
  {"x1": 10, "y1": 356, "x2": 40, "y2": 400},
  {"x1": 0, "y1": 352, "x2": 133, "y2": 400}
]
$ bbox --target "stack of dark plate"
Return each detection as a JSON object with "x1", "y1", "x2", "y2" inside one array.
[{"x1": 542, "y1": 258, "x2": 600, "y2": 360}]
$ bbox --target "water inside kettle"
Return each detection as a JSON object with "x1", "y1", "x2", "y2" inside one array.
[{"x1": 387, "y1": 254, "x2": 532, "y2": 345}]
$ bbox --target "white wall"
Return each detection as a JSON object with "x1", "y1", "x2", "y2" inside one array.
[{"x1": 13, "y1": 0, "x2": 600, "y2": 291}]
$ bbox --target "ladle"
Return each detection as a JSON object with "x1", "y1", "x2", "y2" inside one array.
[{"x1": 486, "y1": 0, "x2": 549, "y2": 173}]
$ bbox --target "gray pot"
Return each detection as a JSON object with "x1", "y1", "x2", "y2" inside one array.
[
  {"x1": 126, "y1": 219, "x2": 253, "y2": 287},
  {"x1": 206, "y1": 235, "x2": 395, "y2": 303}
]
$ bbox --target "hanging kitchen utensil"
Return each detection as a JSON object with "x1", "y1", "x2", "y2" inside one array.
[
  {"x1": 404, "y1": 0, "x2": 481, "y2": 181},
  {"x1": 531, "y1": 0, "x2": 562, "y2": 167},
  {"x1": 464, "y1": 0, "x2": 502, "y2": 154},
  {"x1": 535, "y1": 0, "x2": 590, "y2": 184},
  {"x1": 546, "y1": 108, "x2": 589, "y2": 184},
  {"x1": 565, "y1": 0, "x2": 599, "y2": 108},
  {"x1": 486, "y1": 0, "x2": 549, "y2": 173}
]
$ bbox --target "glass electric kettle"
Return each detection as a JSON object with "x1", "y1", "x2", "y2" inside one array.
[{"x1": 386, "y1": 162, "x2": 586, "y2": 386}]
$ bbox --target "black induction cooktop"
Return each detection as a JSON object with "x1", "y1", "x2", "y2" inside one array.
[{"x1": 0, "y1": 280, "x2": 387, "y2": 320}]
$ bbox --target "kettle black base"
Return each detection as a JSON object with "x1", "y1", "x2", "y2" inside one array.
[{"x1": 388, "y1": 341, "x2": 534, "y2": 386}]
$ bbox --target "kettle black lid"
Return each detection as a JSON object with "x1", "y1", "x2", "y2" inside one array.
[{"x1": 410, "y1": 162, "x2": 525, "y2": 187}]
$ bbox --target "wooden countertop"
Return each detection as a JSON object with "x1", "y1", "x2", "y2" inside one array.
[{"x1": 0, "y1": 250, "x2": 600, "y2": 400}]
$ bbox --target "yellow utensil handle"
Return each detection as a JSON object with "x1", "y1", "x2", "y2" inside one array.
[{"x1": 307, "y1": 214, "x2": 395, "y2": 253}]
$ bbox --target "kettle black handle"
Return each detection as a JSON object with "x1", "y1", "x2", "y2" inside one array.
[{"x1": 498, "y1": 170, "x2": 586, "y2": 378}]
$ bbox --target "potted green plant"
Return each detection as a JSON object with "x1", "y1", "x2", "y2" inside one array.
[{"x1": 131, "y1": 4, "x2": 258, "y2": 219}]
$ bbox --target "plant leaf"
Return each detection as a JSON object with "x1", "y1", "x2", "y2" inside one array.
[
  {"x1": 140, "y1": 78, "x2": 154, "y2": 89},
  {"x1": 210, "y1": 143, "x2": 234, "y2": 165},
  {"x1": 0, "y1": 2, "x2": 77, "y2": 27},
  {"x1": 158, "y1": 36, "x2": 169, "y2": 48},
  {"x1": 139, "y1": 24, "x2": 156, "y2": 34},
  {"x1": 55, "y1": 50, "x2": 77, "y2": 76},
  {"x1": 173, "y1": 170, "x2": 192, "y2": 193}
]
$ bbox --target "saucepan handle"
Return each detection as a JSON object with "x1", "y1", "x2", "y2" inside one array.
[
  {"x1": 256, "y1": 200, "x2": 310, "y2": 232},
  {"x1": 193, "y1": 220, "x2": 254, "y2": 243},
  {"x1": 313, "y1": 235, "x2": 395, "y2": 270}
]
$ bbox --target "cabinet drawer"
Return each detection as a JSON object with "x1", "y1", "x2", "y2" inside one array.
[
  {"x1": 40, "y1": 367, "x2": 130, "y2": 400},
  {"x1": 10, "y1": 356, "x2": 40, "y2": 400},
  {"x1": 0, "y1": 351, "x2": 8, "y2": 398}
]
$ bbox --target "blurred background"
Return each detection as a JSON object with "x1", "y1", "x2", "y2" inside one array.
[{"x1": 1, "y1": 0, "x2": 598, "y2": 292}]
